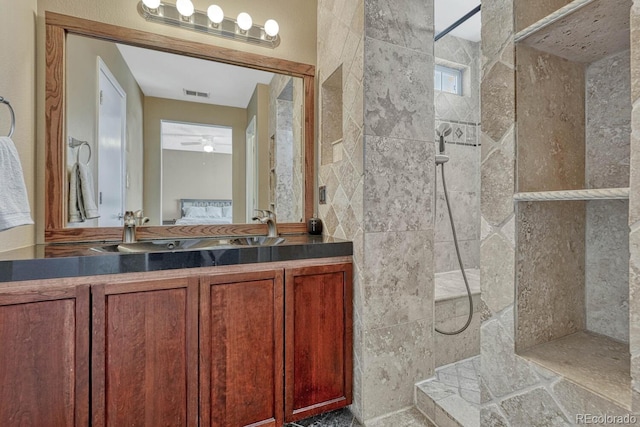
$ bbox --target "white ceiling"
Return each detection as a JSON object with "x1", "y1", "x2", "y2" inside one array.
[
  {"x1": 435, "y1": 0, "x2": 482, "y2": 42},
  {"x1": 116, "y1": 44, "x2": 273, "y2": 153},
  {"x1": 116, "y1": 43, "x2": 274, "y2": 109}
]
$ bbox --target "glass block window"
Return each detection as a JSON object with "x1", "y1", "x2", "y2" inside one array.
[{"x1": 435, "y1": 65, "x2": 462, "y2": 95}]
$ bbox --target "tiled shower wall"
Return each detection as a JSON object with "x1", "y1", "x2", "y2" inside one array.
[
  {"x1": 317, "y1": 0, "x2": 435, "y2": 423},
  {"x1": 480, "y1": 0, "x2": 640, "y2": 424},
  {"x1": 269, "y1": 75, "x2": 304, "y2": 223},
  {"x1": 434, "y1": 35, "x2": 481, "y2": 273},
  {"x1": 585, "y1": 50, "x2": 631, "y2": 343}
]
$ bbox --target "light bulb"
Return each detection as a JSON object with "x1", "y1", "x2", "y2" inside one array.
[
  {"x1": 142, "y1": 0, "x2": 161, "y2": 9},
  {"x1": 203, "y1": 143, "x2": 214, "y2": 153},
  {"x1": 207, "y1": 5, "x2": 224, "y2": 24},
  {"x1": 176, "y1": 0, "x2": 194, "y2": 17},
  {"x1": 237, "y1": 12, "x2": 252, "y2": 31},
  {"x1": 264, "y1": 19, "x2": 279, "y2": 37}
]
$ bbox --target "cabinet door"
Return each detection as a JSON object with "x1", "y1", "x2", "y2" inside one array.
[
  {"x1": 200, "y1": 269, "x2": 284, "y2": 427},
  {"x1": 284, "y1": 262, "x2": 353, "y2": 422},
  {"x1": 91, "y1": 277, "x2": 198, "y2": 427},
  {"x1": 0, "y1": 284, "x2": 90, "y2": 427}
]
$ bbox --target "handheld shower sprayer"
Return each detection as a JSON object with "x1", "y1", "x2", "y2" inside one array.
[
  {"x1": 435, "y1": 123, "x2": 452, "y2": 165},
  {"x1": 436, "y1": 123, "x2": 452, "y2": 154}
]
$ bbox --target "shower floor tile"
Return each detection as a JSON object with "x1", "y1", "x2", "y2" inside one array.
[{"x1": 416, "y1": 356, "x2": 480, "y2": 427}]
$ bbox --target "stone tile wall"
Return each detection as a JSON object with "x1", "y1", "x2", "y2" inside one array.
[
  {"x1": 481, "y1": 0, "x2": 639, "y2": 424},
  {"x1": 361, "y1": 0, "x2": 435, "y2": 420},
  {"x1": 316, "y1": 0, "x2": 365, "y2": 419},
  {"x1": 434, "y1": 293, "x2": 481, "y2": 368},
  {"x1": 630, "y1": 0, "x2": 640, "y2": 413},
  {"x1": 434, "y1": 35, "x2": 481, "y2": 273},
  {"x1": 269, "y1": 75, "x2": 304, "y2": 222},
  {"x1": 516, "y1": 44, "x2": 585, "y2": 193},
  {"x1": 317, "y1": 0, "x2": 435, "y2": 423},
  {"x1": 585, "y1": 50, "x2": 631, "y2": 343}
]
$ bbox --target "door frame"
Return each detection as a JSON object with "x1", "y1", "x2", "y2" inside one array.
[
  {"x1": 245, "y1": 116, "x2": 257, "y2": 222},
  {"x1": 96, "y1": 57, "x2": 127, "y2": 226}
]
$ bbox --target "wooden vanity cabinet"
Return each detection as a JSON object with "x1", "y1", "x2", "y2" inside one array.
[
  {"x1": 284, "y1": 263, "x2": 353, "y2": 422},
  {"x1": 0, "y1": 257, "x2": 352, "y2": 427},
  {"x1": 200, "y1": 269, "x2": 284, "y2": 427},
  {"x1": 91, "y1": 277, "x2": 199, "y2": 427},
  {"x1": 0, "y1": 283, "x2": 90, "y2": 427}
]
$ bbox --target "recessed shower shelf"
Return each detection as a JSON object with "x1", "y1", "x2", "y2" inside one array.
[
  {"x1": 515, "y1": 0, "x2": 630, "y2": 63},
  {"x1": 514, "y1": 187, "x2": 629, "y2": 202},
  {"x1": 519, "y1": 331, "x2": 631, "y2": 409}
]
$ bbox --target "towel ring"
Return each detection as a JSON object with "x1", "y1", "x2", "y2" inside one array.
[
  {"x1": 68, "y1": 137, "x2": 92, "y2": 165},
  {"x1": 76, "y1": 142, "x2": 91, "y2": 165},
  {"x1": 0, "y1": 97, "x2": 15, "y2": 138}
]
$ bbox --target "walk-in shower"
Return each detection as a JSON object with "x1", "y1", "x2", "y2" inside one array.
[
  {"x1": 432, "y1": 3, "x2": 481, "y2": 344},
  {"x1": 434, "y1": 122, "x2": 473, "y2": 335}
]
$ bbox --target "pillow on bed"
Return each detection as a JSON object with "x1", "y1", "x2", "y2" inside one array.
[
  {"x1": 184, "y1": 206, "x2": 208, "y2": 218},
  {"x1": 206, "y1": 206, "x2": 223, "y2": 218},
  {"x1": 222, "y1": 206, "x2": 232, "y2": 218}
]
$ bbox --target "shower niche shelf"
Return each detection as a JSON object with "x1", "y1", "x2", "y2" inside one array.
[
  {"x1": 515, "y1": 0, "x2": 630, "y2": 64},
  {"x1": 515, "y1": 199, "x2": 631, "y2": 408},
  {"x1": 514, "y1": 0, "x2": 632, "y2": 411},
  {"x1": 514, "y1": 187, "x2": 629, "y2": 202},
  {"x1": 519, "y1": 331, "x2": 631, "y2": 409}
]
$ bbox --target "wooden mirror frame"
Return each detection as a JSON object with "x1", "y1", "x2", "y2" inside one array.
[{"x1": 45, "y1": 12, "x2": 315, "y2": 243}]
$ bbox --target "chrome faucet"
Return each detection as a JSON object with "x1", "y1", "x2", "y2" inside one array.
[
  {"x1": 252, "y1": 209, "x2": 278, "y2": 237},
  {"x1": 122, "y1": 211, "x2": 137, "y2": 243}
]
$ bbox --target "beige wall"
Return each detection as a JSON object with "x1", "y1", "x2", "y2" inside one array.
[
  {"x1": 162, "y1": 151, "x2": 232, "y2": 221},
  {"x1": 37, "y1": 0, "x2": 316, "y2": 65},
  {"x1": 66, "y1": 35, "x2": 145, "y2": 227},
  {"x1": 143, "y1": 97, "x2": 247, "y2": 224},
  {"x1": 0, "y1": 0, "x2": 37, "y2": 252},
  {"x1": 246, "y1": 84, "x2": 270, "y2": 211}
]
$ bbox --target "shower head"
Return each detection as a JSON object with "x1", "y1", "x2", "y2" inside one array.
[
  {"x1": 436, "y1": 123, "x2": 452, "y2": 137},
  {"x1": 436, "y1": 123, "x2": 452, "y2": 154}
]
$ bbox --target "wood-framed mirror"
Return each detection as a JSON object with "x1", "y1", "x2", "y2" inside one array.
[{"x1": 45, "y1": 12, "x2": 315, "y2": 243}]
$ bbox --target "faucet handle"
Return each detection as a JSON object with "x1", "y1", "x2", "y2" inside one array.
[
  {"x1": 264, "y1": 209, "x2": 276, "y2": 220},
  {"x1": 252, "y1": 210, "x2": 264, "y2": 221}
]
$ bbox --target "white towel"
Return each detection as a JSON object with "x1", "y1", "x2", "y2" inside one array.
[
  {"x1": 68, "y1": 161, "x2": 99, "y2": 222},
  {"x1": 0, "y1": 136, "x2": 34, "y2": 231}
]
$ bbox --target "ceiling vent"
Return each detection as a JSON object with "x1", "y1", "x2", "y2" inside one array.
[{"x1": 183, "y1": 89, "x2": 210, "y2": 98}]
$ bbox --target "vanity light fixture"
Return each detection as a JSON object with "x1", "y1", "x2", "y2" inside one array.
[
  {"x1": 137, "y1": 1, "x2": 281, "y2": 48},
  {"x1": 142, "y1": 0, "x2": 161, "y2": 9},
  {"x1": 236, "y1": 12, "x2": 252, "y2": 32},
  {"x1": 175, "y1": 0, "x2": 195, "y2": 18}
]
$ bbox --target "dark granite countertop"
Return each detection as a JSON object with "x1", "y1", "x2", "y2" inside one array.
[{"x1": 0, "y1": 234, "x2": 352, "y2": 283}]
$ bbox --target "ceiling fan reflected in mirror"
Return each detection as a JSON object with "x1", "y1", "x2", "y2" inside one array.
[
  {"x1": 162, "y1": 121, "x2": 233, "y2": 154},
  {"x1": 180, "y1": 136, "x2": 215, "y2": 152}
]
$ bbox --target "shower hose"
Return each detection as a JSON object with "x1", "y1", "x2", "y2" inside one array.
[{"x1": 435, "y1": 162, "x2": 474, "y2": 335}]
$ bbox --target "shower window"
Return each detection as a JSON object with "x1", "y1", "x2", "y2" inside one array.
[{"x1": 435, "y1": 65, "x2": 462, "y2": 95}]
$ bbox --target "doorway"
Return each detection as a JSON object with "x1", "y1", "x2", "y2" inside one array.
[{"x1": 97, "y1": 58, "x2": 126, "y2": 226}]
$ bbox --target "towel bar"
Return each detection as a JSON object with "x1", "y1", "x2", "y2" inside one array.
[{"x1": 0, "y1": 97, "x2": 15, "y2": 138}]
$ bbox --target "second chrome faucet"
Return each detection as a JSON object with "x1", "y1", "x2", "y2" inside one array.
[{"x1": 252, "y1": 209, "x2": 278, "y2": 237}]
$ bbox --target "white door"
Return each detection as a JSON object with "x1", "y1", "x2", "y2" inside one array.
[
  {"x1": 97, "y1": 58, "x2": 126, "y2": 226},
  {"x1": 246, "y1": 116, "x2": 257, "y2": 221}
]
